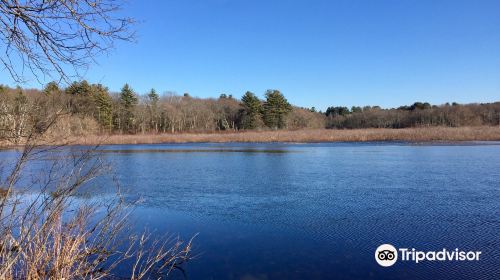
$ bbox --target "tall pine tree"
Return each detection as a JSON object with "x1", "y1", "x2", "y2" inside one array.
[
  {"x1": 262, "y1": 90, "x2": 292, "y2": 129},
  {"x1": 241, "y1": 91, "x2": 262, "y2": 129},
  {"x1": 92, "y1": 84, "x2": 113, "y2": 130},
  {"x1": 119, "y1": 83, "x2": 138, "y2": 133}
]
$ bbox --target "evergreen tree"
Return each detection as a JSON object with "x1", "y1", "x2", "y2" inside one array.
[
  {"x1": 326, "y1": 106, "x2": 350, "y2": 117},
  {"x1": 119, "y1": 83, "x2": 138, "y2": 132},
  {"x1": 241, "y1": 91, "x2": 262, "y2": 129},
  {"x1": 147, "y1": 88, "x2": 159, "y2": 104},
  {"x1": 351, "y1": 106, "x2": 362, "y2": 113},
  {"x1": 43, "y1": 81, "x2": 60, "y2": 95},
  {"x1": 92, "y1": 84, "x2": 113, "y2": 130},
  {"x1": 65, "y1": 80, "x2": 92, "y2": 96},
  {"x1": 147, "y1": 88, "x2": 159, "y2": 132},
  {"x1": 64, "y1": 80, "x2": 94, "y2": 114},
  {"x1": 262, "y1": 90, "x2": 292, "y2": 129}
]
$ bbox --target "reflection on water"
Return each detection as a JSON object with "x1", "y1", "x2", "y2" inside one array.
[
  {"x1": 2, "y1": 142, "x2": 500, "y2": 280},
  {"x1": 98, "y1": 148, "x2": 296, "y2": 154}
]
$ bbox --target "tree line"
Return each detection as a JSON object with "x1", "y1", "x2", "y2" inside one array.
[
  {"x1": 325, "y1": 102, "x2": 500, "y2": 128},
  {"x1": 1, "y1": 82, "x2": 499, "y2": 142},
  {"x1": 0, "y1": 82, "x2": 324, "y2": 141}
]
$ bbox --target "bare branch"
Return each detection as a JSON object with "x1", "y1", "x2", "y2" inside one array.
[{"x1": 0, "y1": 0, "x2": 135, "y2": 84}]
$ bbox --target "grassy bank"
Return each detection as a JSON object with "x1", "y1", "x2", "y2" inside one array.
[{"x1": 58, "y1": 126, "x2": 500, "y2": 145}]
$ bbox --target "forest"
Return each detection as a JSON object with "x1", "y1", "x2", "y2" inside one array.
[{"x1": 0, "y1": 81, "x2": 499, "y2": 143}]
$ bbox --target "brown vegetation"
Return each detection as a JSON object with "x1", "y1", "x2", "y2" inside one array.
[
  {"x1": 1, "y1": 84, "x2": 499, "y2": 148},
  {"x1": 56, "y1": 127, "x2": 500, "y2": 146}
]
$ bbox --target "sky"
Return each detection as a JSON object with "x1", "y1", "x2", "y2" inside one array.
[{"x1": 1, "y1": 0, "x2": 499, "y2": 110}]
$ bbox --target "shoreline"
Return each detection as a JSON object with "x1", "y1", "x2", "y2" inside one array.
[
  {"x1": 45, "y1": 127, "x2": 500, "y2": 146},
  {"x1": 2, "y1": 127, "x2": 500, "y2": 148}
]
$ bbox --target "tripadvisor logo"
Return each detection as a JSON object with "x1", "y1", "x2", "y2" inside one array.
[
  {"x1": 375, "y1": 244, "x2": 398, "y2": 267},
  {"x1": 375, "y1": 244, "x2": 482, "y2": 267}
]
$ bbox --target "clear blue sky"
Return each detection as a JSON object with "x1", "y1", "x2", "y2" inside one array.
[{"x1": 2, "y1": 0, "x2": 499, "y2": 110}]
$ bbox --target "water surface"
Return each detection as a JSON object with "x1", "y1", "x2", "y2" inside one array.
[{"x1": 4, "y1": 142, "x2": 500, "y2": 279}]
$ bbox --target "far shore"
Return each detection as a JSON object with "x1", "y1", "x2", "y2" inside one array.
[
  {"x1": 55, "y1": 126, "x2": 500, "y2": 146},
  {"x1": 2, "y1": 127, "x2": 500, "y2": 148}
]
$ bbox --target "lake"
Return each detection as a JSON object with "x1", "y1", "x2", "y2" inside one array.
[{"x1": 3, "y1": 142, "x2": 500, "y2": 279}]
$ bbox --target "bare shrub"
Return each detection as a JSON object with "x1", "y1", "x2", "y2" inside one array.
[
  {"x1": 286, "y1": 108, "x2": 326, "y2": 129},
  {"x1": 0, "y1": 108, "x2": 194, "y2": 279}
]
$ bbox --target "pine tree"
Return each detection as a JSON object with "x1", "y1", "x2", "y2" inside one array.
[
  {"x1": 92, "y1": 84, "x2": 113, "y2": 130},
  {"x1": 147, "y1": 88, "x2": 159, "y2": 104},
  {"x1": 64, "y1": 80, "x2": 94, "y2": 114},
  {"x1": 43, "y1": 81, "x2": 60, "y2": 95},
  {"x1": 119, "y1": 83, "x2": 138, "y2": 132},
  {"x1": 262, "y1": 90, "x2": 292, "y2": 129},
  {"x1": 147, "y1": 88, "x2": 159, "y2": 132},
  {"x1": 241, "y1": 91, "x2": 262, "y2": 129},
  {"x1": 65, "y1": 80, "x2": 92, "y2": 96}
]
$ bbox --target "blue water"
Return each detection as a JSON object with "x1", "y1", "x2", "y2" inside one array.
[{"x1": 3, "y1": 142, "x2": 500, "y2": 279}]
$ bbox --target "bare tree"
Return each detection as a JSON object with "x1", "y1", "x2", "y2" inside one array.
[{"x1": 0, "y1": 0, "x2": 135, "y2": 83}]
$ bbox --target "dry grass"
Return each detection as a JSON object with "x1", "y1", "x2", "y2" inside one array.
[{"x1": 59, "y1": 126, "x2": 500, "y2": 146}]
